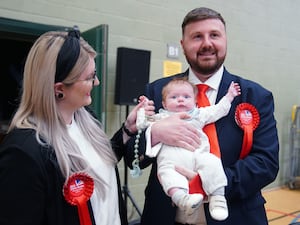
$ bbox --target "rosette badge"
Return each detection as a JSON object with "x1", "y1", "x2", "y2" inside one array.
[
  {"x1": 235, "y1": 103, "x2": 260, "y2": 159},
  {"x1": 63, "y1": 173, "x2": 94, "y2": 225}
]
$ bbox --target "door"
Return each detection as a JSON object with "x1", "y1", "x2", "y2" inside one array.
[
  {"x1": 82, "y1": 25, "x2": 108, "y2": 130},
  {"x1": 0, "y1": 18, "x2": 108, "y2": 139},
  {"x1": 0, "y1": 18, "x2": 70, "y2": 141}
]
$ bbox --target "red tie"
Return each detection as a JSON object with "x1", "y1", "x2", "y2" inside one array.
[{"x1": 196, "y1": 84, "x2": 221, "y2": 158}]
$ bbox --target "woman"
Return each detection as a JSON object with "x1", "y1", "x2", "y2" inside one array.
[{"x1": 0, "y1": 27, "x2": 154, "y2": 225}]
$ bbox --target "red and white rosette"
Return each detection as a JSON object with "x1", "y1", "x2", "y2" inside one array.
[
  {"x1": 63, "y1": 173, "x2": 94, "y2": 225},
  {"x1": 235, "y1": 103, "x2": 260, "y2": 159}
]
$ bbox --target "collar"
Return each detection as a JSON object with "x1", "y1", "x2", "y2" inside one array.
[
  {"x1": 188, "y1": 66, "x2": 224, "y2": 91},
  {"x1": 158, "y1": 107, "x2": 198, "y2": 121}
]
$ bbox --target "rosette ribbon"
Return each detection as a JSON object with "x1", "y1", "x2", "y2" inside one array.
[
  {"x1": 189, "y1": 103, "x2": 260, "y2": 195},
  {"x1": 63, "y1": 173, "x2": 94, "y2": 225},
  {"x1": 235, "y1": 103, "x2": 260, "y2": 159}
]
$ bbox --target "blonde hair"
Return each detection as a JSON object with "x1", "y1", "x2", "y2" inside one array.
[{"x1": 9, "y1": 31, "x2": 116, "y2": 198}]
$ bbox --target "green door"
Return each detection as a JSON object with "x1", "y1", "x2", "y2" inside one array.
[
  {"x1": 82, "y1": 25, "x2": 108, "y2": 130},
  {"x1": 0, "y1": 18, "x2": 108, "y2": 133},
  {"x1": 0, "y1": 18, "x2": 70, "y2": 140}
]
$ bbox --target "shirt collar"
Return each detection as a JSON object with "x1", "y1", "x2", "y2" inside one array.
[{"x1": 188, "y1": 66, "x2": 224, "y2": 91}]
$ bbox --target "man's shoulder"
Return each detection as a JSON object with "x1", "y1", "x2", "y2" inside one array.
[{"x1": 224, "y1": 69, "x2": 271, "y2": 94}]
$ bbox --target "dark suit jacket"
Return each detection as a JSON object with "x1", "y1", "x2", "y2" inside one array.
[{"x1": 125, "y1": 68, "x2": 279, "y2": 225}]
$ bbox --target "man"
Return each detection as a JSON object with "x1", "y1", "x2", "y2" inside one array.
[{"x1": 125, "y1": 7, "x2": 279, "y2": 225}]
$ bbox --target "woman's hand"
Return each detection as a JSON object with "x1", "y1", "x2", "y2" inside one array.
[
  {"x1": 151, "y1": 113, "x2": 201, "y2": 151},
  {"x1": 124, "y1": 95, "x2": 155, "y2": 135}
]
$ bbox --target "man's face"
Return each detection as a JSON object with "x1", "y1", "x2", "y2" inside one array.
[{"x1": 181, "y1": 18, "x2": 227, "y2": 80}]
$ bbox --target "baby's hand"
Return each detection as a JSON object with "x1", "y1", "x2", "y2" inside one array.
[
  {"x1": 225, "y1": 81, "x2": 241, "y2": 102},
  {"x1": 124, "y1": 96, "x2": 155, "y2": 135},
  {"x1": 139, "y1": 95, "x2": 149, "y2": 104},
  {"x1": 228, "y1": 81, "x2": 241, "y2": 97},
  {"x1": 138, "y1": 95, "x2": 155, "y2": 117}
]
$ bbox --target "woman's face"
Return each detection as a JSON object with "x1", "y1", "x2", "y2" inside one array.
[{"x1": 64, "y1": 57, "x2": 99, "y2": 110}]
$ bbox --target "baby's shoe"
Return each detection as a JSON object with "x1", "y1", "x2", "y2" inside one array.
[
  {"x1": 209, "y1": 195, "x2": 228, "y2": 221},
  {"x1": 178, "y1": 193, "x2": 203, "y2": 216}
]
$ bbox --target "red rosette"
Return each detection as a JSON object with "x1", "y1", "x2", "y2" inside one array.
[
  {"x1": 63, "y1": 173, "x2": 94, "y2": 225},
  {"x1": 235, "y1": 103, "x2": 260, "y2": 159}
]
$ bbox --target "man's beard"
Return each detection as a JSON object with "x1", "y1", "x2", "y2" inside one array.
[{"x1": 187, "y1": 55, "x2": 225, "y2": 76}]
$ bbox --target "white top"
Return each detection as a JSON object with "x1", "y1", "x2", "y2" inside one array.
[
  {"x1": 146, "y1": 97, "x2": 230, "y2": 157},
  {"x1": 67, "y1": 119, "x2": 120, "y2": 225}
]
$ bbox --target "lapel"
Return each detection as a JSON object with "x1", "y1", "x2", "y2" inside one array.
[
  {"x1": 214, "y1": 68, "x2": 238, "y2": 138},
  {"x1": 216, "y1": 67, "x2": 233, "y2": 103}
]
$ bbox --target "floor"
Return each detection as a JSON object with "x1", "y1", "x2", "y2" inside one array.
[{"x1": 263, "y1": 186, "x2": 300, "y2": 225}]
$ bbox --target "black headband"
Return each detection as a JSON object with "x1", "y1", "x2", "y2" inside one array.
[{"x1": 55, "y1": 26, "x2": 81, "y2": 83}]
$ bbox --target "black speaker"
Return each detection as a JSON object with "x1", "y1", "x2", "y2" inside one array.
[{"x1": 114, "y1": 47, "x2": 151, "y2": 105}]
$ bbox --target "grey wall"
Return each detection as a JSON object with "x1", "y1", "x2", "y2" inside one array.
[{"x1": 1, "y1": 0, "x2": 299, "y2": 221}]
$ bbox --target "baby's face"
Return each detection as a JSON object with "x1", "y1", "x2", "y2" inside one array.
[{"x1": 163, "y1": 83, "x2": 196, "y2": 112}]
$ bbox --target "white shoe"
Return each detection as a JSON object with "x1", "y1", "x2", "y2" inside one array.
[
  {"x1": 178, "y1": 193, "x2": 203, "y2": 216},
  {"x1": 209, "y1": 195, "x2": 228, "y2": 221}
]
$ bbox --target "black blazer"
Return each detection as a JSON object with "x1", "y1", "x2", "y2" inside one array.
[
  {"x1": 0, "y1": 126, "x2": 128, "y2": 225},
  {"x1": 125, "y1": 68, "x2": 279, "y2": 225}
]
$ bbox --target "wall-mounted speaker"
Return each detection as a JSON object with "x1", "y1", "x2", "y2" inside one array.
[{"x1": 114, "y1": 47, "x2": 151, "y2": 105}]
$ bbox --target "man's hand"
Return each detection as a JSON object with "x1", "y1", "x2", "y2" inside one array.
[{"x1": 151, "y1": 113, "x2": 201, "y2": 151}]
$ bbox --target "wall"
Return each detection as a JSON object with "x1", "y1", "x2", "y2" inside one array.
[{"x1": 1, "y1": 0, "x2": 300, "y2": 221}]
